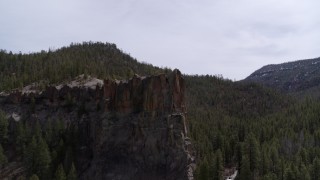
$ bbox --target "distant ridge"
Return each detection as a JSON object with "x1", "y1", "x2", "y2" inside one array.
[{"x1": 244, "y1": 57, "x2": 320, "y2": 98}]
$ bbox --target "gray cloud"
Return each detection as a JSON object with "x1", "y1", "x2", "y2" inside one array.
[{"x1": 1, "y1": 0, "x2": 320, "y2": 80}]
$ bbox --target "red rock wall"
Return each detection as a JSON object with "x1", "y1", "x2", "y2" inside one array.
[{"x1": 103, "y1": 69, "x2": 185, "y2": 113}]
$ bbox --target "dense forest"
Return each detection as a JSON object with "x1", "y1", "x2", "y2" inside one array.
[
  {"x1": 1, "y1": 42, "x2": 320, "y2": 180},
  {"x1": 0, "y1": 42, "x2": 167, "y2": 91},
  {"x1": 186, "y1": 76, "x2": 320, "y2": 180}
]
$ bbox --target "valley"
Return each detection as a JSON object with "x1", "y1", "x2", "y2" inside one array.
[{"x1": 0, "y1": 42, "x2": 320, "y2": 180}]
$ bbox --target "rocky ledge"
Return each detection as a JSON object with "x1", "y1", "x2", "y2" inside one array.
[{"x1": 0, "y1": 69, "x2": 195, "y2": 180}]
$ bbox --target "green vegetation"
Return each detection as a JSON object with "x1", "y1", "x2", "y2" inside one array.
[
  {"x1": 0, "y1": 144, "x2": 7, "y2": 166},
  {"x1": 0, "y1": 42, "x2": 320, "y2": 179},
  {"x1": 0, "y1": 110, "x2": 8, "y2": 143},
  {"x1": 188, "y1": 74, "x2": 320, "y2": 179},
  {"x1": 0, "y1": 42, "x2": 166, "y2": 91},
  {"x1": 29, "y1": 174, "x2": 40, "y2": 180},
  {"x1": 55, "y1": 164, "x2": 66, "y2": 180},
  {"x1": 67, "y1": 163, "x2": 77, "y2": 180}
]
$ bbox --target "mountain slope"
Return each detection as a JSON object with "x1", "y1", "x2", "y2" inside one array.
[
  {"x1": 2, "y1": 42, "x2": 317, "y2": 180},
  {"x1": 0, "y1": 42, "x2": 167, "y2": 91},
  {"x1": 244, "y1": 57, "x2": 320, "y2": 98},
  {"x1": 184, "y1": 75, "x2": 290, "y2": 178}
]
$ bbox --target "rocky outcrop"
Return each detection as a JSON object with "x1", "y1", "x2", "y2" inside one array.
[
  {"x1": 0, "y1": 69, "x2": 195, "y2": 180},
  {"x1": 103, "y1": 70, "x2": 185, "y2": 113}
]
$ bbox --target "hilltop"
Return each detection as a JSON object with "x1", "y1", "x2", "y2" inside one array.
[{"x1": 0, "y1": 42, "x2": 167, "y2": 91}]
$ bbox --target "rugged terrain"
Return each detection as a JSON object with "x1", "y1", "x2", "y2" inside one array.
[
  {"x1": 244, "y1": 57, "x2": 320, "y2": 98},
  {"x1": 0, "y1": 70, "x2": 195, "y2": 180},
  {"x1": 2, "y1": 42, "x2": 320, "y2": 180}
]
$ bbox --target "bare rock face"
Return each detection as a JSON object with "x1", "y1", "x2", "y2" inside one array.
[
  {"x1": 83, "y1": 69, "x2": 193, "y2": 180},
  {"x1": 103, "y1": 69, "x2": 185, "y2": 114},
  {"x1": 0, "y1": 69, "x2": 195, "y2": 180}
]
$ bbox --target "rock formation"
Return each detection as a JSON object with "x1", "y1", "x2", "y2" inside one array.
[{"x1": 0, "y1": 69, "x2": 195, "y2": 180}]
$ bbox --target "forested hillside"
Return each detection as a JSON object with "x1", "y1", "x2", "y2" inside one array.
[
  {"x1": 244, "y1": 57, "x2": 320, "y2": 99},
  {"x1": 186, "y1": 75, "x2": 320, "y2": 180},
  {"x1": 0, "y1": 42, "x2": 166, "y2": 91},
  {"x1": 1, "y1": 42, "x2": 320, "y2": 180}
]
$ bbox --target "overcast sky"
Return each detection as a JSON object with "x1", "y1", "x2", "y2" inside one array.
[{"x1": 1, "y1": 0, "x2": 320, "y2": 80}]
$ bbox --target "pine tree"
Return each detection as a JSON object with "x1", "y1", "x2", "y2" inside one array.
[
  {"x1": 67, "y1": 162, "x2": 77, "y2": 180},
  {"x1": 34, "y1": 120, "x2": 42, "y2": 140},
  {"x1": 53, "y1": 119, "x2": 64, "y2": 141},
  {"x1": 240, "y1": 156, "x2": 251, "y2": 180},
  {"x1": 24, "y1": 135, "x2": 51, "y2": 178},
  {"x1": 299, "y1": 164, "x2": 310, "y2": 180},
  {"x1": 236, "y1": 142, "x2": 243, "y2": 169},
  {"x1": 260, "y1": 149, "x2": 270, "y2": 175},
  {"x1": 0, "y1": 110, "x2": 8, "y2": 142},
  {"x1": 0, "y1": 144, "x2": 8, "y2": 166},
  {"x1": 64, "y1": 146, "x2": 74, "y2": 174},
  {"x1": 29, "y1": 174, "x2": 40, "y2": 180},
  {"x1": 270, "y1": 147, "x2": 279, "y2": 174},
  {"x1": 247, "y1": 134, "x2": 260, "y2": 172},
  {"x1": 198, "y1": 159, "x2": 209, "y2": 180},
  {"x1": 284, "y1": 167, "x2": 295, "y2": 180},
  {"x1": 24, "y1": 136, "x2": 37, "y2": 174},
  {"x1": 311, "y1": 157, "x2": 320, "y2": 180},
  {"x1": 35, "y1": 136, "x2": 51, "y2": 179},
  {"x1": 55, "y1": 164, "x2": 67, "y2": 180},
  {"x1": 262, "y1": 173, "x2": 277, "y2": 180},
  {"x1": 213, "y1": 149, "x2": 224, "y2": 180}
]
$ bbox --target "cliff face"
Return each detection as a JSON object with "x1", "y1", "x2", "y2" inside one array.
[
  {"x1": 0, "y1": 70, "x2": 195, "y2": 180},
  {"x1": 103, "y1": 71, "x2": 185, "y2": 113}
]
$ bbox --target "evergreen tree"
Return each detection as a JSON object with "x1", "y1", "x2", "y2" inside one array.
[
  {"x1": 260, "y1": 149, "x2": 270, "y2": 175},
  {"x1": 34, "y1": 120, "x2": 42, "y2": 140},
  {"x1": 55, "y1": 164, "x2": 67, "y2": 180},
  {"x1": 0, "y1": 144, "x2": 8, "y2": 166},
  {"x1": 240, "y1": 156, "x2": 251, "y2": 180},
  {"x1": 262, "y1": 173, "x2": 277, "y2": 180},
  {"x1": 67, "y1": 162, "x2": 77, "y2": 180},
  {"x1": 29, "y1": 174, "x2": 40, "y2": 180},
  {"x1": 198, "y1": 159, "x2": 209, "y2": 180},
  {"x1": 24, "y1": 136, "x2": 37, "y2": 175},
  {"x1": 53, "y1": 119, "x2": 64, "y2": 143},
  {"x1": 64, "y1": 146, "x2": 74, "y2": 174},
  {"x1": 213, "y1": 149, "x2": 224, "y2": 180},
  {"x1": 34, "y1": 136, "x2": 51, "y2": 179},
  {"x1": 247, "y1": 134, "x2": 261, "y2": 172},
  {"x1": 270, "y1": 147, "x2": 279, "y2": 174},
  {"x1": 284, "y1": 167, "x2": 295, "y2": 180},
  {"x1": 0, "y1": 110, "x2": 8, "y2": 142},
  {"x1": 235, "y1": 142, "x2": 243, "y2": 169},
  {"x1": 298, "y1": 164, "x2": 310, "y2": 180},
  {"x1": 311, "y1": 157, "x2": 320, "y2": 180},
  {"x1": 24, "y1": 135, "x2": 51, "y2": 178}
]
